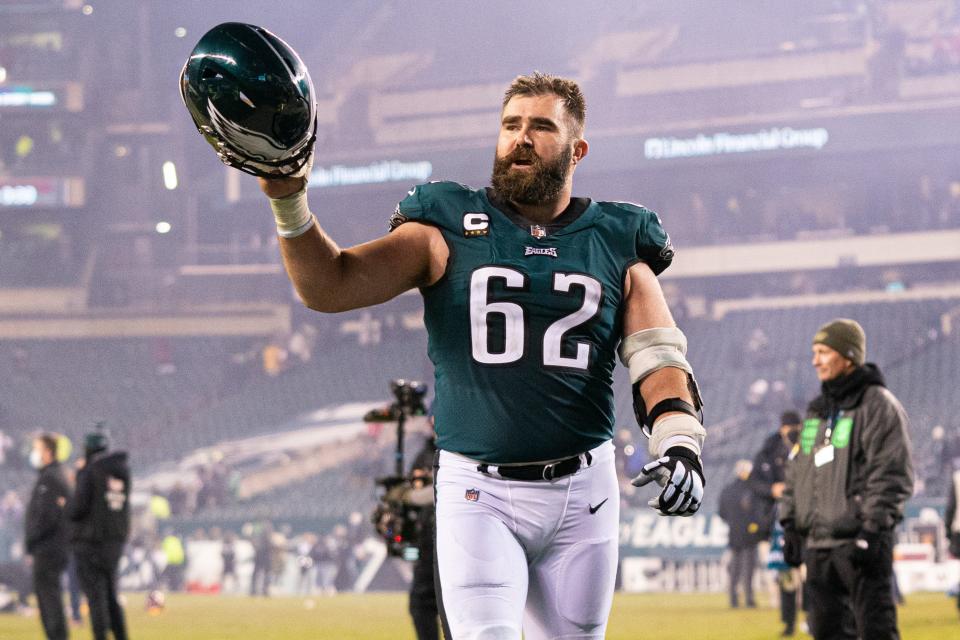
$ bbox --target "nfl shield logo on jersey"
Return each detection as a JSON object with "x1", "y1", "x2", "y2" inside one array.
[
  {"x1": 530, "y1": 225, "x2": 547, "y2": 239},
  {"x1": 465, "y1": 488, "x2": 480, "y2": 502}
]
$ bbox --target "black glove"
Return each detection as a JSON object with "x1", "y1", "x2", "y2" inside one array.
[
  {"x1": 852, "y1": 528, "x2": 885, "y2": 567},
  {"x1": 782, "y1": 525, "x2": 804, "y2": 568},
  {"x1": 633, "y1": 446, "x2": 705, "y2": 517}
]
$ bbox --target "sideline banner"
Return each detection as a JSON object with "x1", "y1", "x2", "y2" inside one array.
[{"x1": 620, "y1": 510, "x2": 728, "y2": 559}]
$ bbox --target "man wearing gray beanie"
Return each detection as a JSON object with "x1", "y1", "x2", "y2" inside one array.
[{"x1": 779, "y1": 318, "x2": 913, "y2": 640}]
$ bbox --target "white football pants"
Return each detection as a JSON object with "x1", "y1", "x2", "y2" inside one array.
[{"x1": 435, "y1": 440, "x2": 619, "y2": 640}]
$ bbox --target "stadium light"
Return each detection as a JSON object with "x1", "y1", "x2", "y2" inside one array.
[
  {"x1": 155, "y1": 221, "x2": 172, "y2": 234},
  {"x1": 15, "y1": 136, "x2": 34, "y2": 158},
  {"x1": 175, "y1": 27, "x2": 187, "y2": 38},
  {"x1": 162, "y1": 161, "x2": 178, "y2": 190},
  {"x1": 0, "y1": 90, "x2": 56, "y2": 107},
  {"x1": 0, "y1": 66, "x2": 6, "y2": 84},
  {"x1": 82, "y1": 4, "x2": 93, "y2": 15}
]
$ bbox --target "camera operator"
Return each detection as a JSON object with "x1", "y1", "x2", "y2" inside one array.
[
  {"x1": 407, "y1": 435, "x2": 438, "y2": 640},
  {"x1": 369, "y1": 380, "x2": 439, "y2": 640}
]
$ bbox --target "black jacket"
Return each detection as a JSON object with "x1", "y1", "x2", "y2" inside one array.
[
  {"x1": 947, "y1": 468, "x2": 960, "y2": 557},
  {"x1": 781, "y1": 364, "x2": 914, "y2": 547},
  {"x1": 718, "y1": 477, "x2": 764, "y2": 549},
  {"x1": 69, "y1": 450, "x2": 131, "y2": 544},
  {"x1": 748, "y1": 431, "x2": 791, "y2": 539},
  {"x1": 25, "y1": 461, "x2": 71, "y2": 558}
]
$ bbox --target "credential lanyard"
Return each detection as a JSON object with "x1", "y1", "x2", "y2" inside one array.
[{"x1": 823, "y1": 410, "x2": 842, "y2": 445}]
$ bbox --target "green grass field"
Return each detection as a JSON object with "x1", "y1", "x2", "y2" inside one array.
[{"x1": 1, "y1": 591, "x2": 956, "y2": 639}]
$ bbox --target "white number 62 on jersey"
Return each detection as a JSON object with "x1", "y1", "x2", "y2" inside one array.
[{"x1": 469, "y1": 266, "x2": 601, "y2": 369}]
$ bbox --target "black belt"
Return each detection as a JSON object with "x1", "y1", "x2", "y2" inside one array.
[{"x1": 476, "y1": 451, "x2": 593, "y2": 481}]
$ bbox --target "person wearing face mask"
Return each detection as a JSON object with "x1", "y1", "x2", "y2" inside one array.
[
  {"x1": 25, "y1": 433, "x2": 72, "y2": 640},
  {"x1": 780, "y1": 319, "x2": 914, "y2": 640},
  {"x1": 749, "y1": 411, "x2": 803, "y2": 637}
]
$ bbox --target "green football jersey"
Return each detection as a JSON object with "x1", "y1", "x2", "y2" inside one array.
[{"x1": 394, "y1": 181, "x2": 673, "y2": 463}]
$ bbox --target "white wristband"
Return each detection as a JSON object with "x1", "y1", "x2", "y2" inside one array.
[{"x1": 269, "y1": 187, "x2": 315, "y2": 238}]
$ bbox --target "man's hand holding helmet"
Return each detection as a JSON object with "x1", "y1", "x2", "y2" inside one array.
[{"x1": 180, "y1": 23, "x2": 318, "y2": 236}]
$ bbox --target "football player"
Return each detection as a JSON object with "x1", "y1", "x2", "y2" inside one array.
[{"x1": 182, "y1": 24, "x2": 706, "y2": 639}]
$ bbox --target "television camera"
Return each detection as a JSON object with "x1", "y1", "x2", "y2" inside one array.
[{"x1": 368, "y1": 379, "x2": 432, "y2": 560}]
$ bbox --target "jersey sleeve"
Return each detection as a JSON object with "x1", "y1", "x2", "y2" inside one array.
[
  {"x1": 609, "y1": 202, "x2": 674, "y2": 275},
  {"x1": 636, "y1": 211, "x2": 674, "y2": 276},
  {"x1": 389, "y1": 181, "x2": 474, "y2": 234},
  {"x1": 389, "y1": 184, "x2": 431, "y2": 231}
]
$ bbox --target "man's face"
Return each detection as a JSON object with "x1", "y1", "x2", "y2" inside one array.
[
  {"x1": 812, "y1": 343, "x2": 853, "y2": 381},
  {"x1": 32, "y1": 440, "x2": 52, "y2": 466},
  {"x1": 491, "y1": 94, "x2": 579, "y2": 205},
  {"x1": 780, "y1": 423, "x2": 801, "y2": 445}
]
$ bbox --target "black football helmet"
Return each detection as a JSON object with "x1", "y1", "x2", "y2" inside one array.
[{"x1": 179, "y1": 22, "x2": 317, "y2": 178}]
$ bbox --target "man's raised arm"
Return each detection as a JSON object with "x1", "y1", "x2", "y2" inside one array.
[{"x1": 258, "y1": 176, "x2": 448, "y2": 312}]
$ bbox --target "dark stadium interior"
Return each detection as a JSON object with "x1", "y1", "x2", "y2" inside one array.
[{"x1": 1, "y1": 0, "x2": 959, "y2": 621}]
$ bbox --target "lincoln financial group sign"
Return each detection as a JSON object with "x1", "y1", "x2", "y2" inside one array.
[
  {"x1": 308, "y1": 160, "x2": 434, "y2": 189},
  {"x1": 643, "y1": 126, "x2": 829, "y2": 160}
]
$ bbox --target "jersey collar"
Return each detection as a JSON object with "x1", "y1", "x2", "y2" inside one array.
[{"x1": 482, "y1": 188, "x2": 600, "y2": 238}]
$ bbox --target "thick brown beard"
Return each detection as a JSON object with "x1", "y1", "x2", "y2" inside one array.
[{"x1": 490, "y1": 145, "x2": 573, "y2": 206}]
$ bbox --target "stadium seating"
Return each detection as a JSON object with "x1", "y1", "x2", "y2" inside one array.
[
  {"x1": 0, "y1": 331, "x2": 430, "y2": 466},
  {"x1": 1, "y1": 296, "x2": 956, "y2": 522},
  {"x1": 0, "y1": 237, "x2": 78, "y2": 287},
  {"x1": 174, "y1": 467, "x2": 379, "y2": 532}
]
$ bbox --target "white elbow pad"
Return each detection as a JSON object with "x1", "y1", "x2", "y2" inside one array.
[
  {"x1": 618, "y1": 327, "x2": 692, "y2": 382},
  {"x1": 619, "y1": 327, "x2": 705, "y2": 446}
]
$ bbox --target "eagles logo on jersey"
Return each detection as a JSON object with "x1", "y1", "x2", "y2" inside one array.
[
  {"x1": 389, "y1": 206, "x2": 409, "y2": 231},
  {"x1": 659, "y1": 233, "x2": 675, "y2": 262}
]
